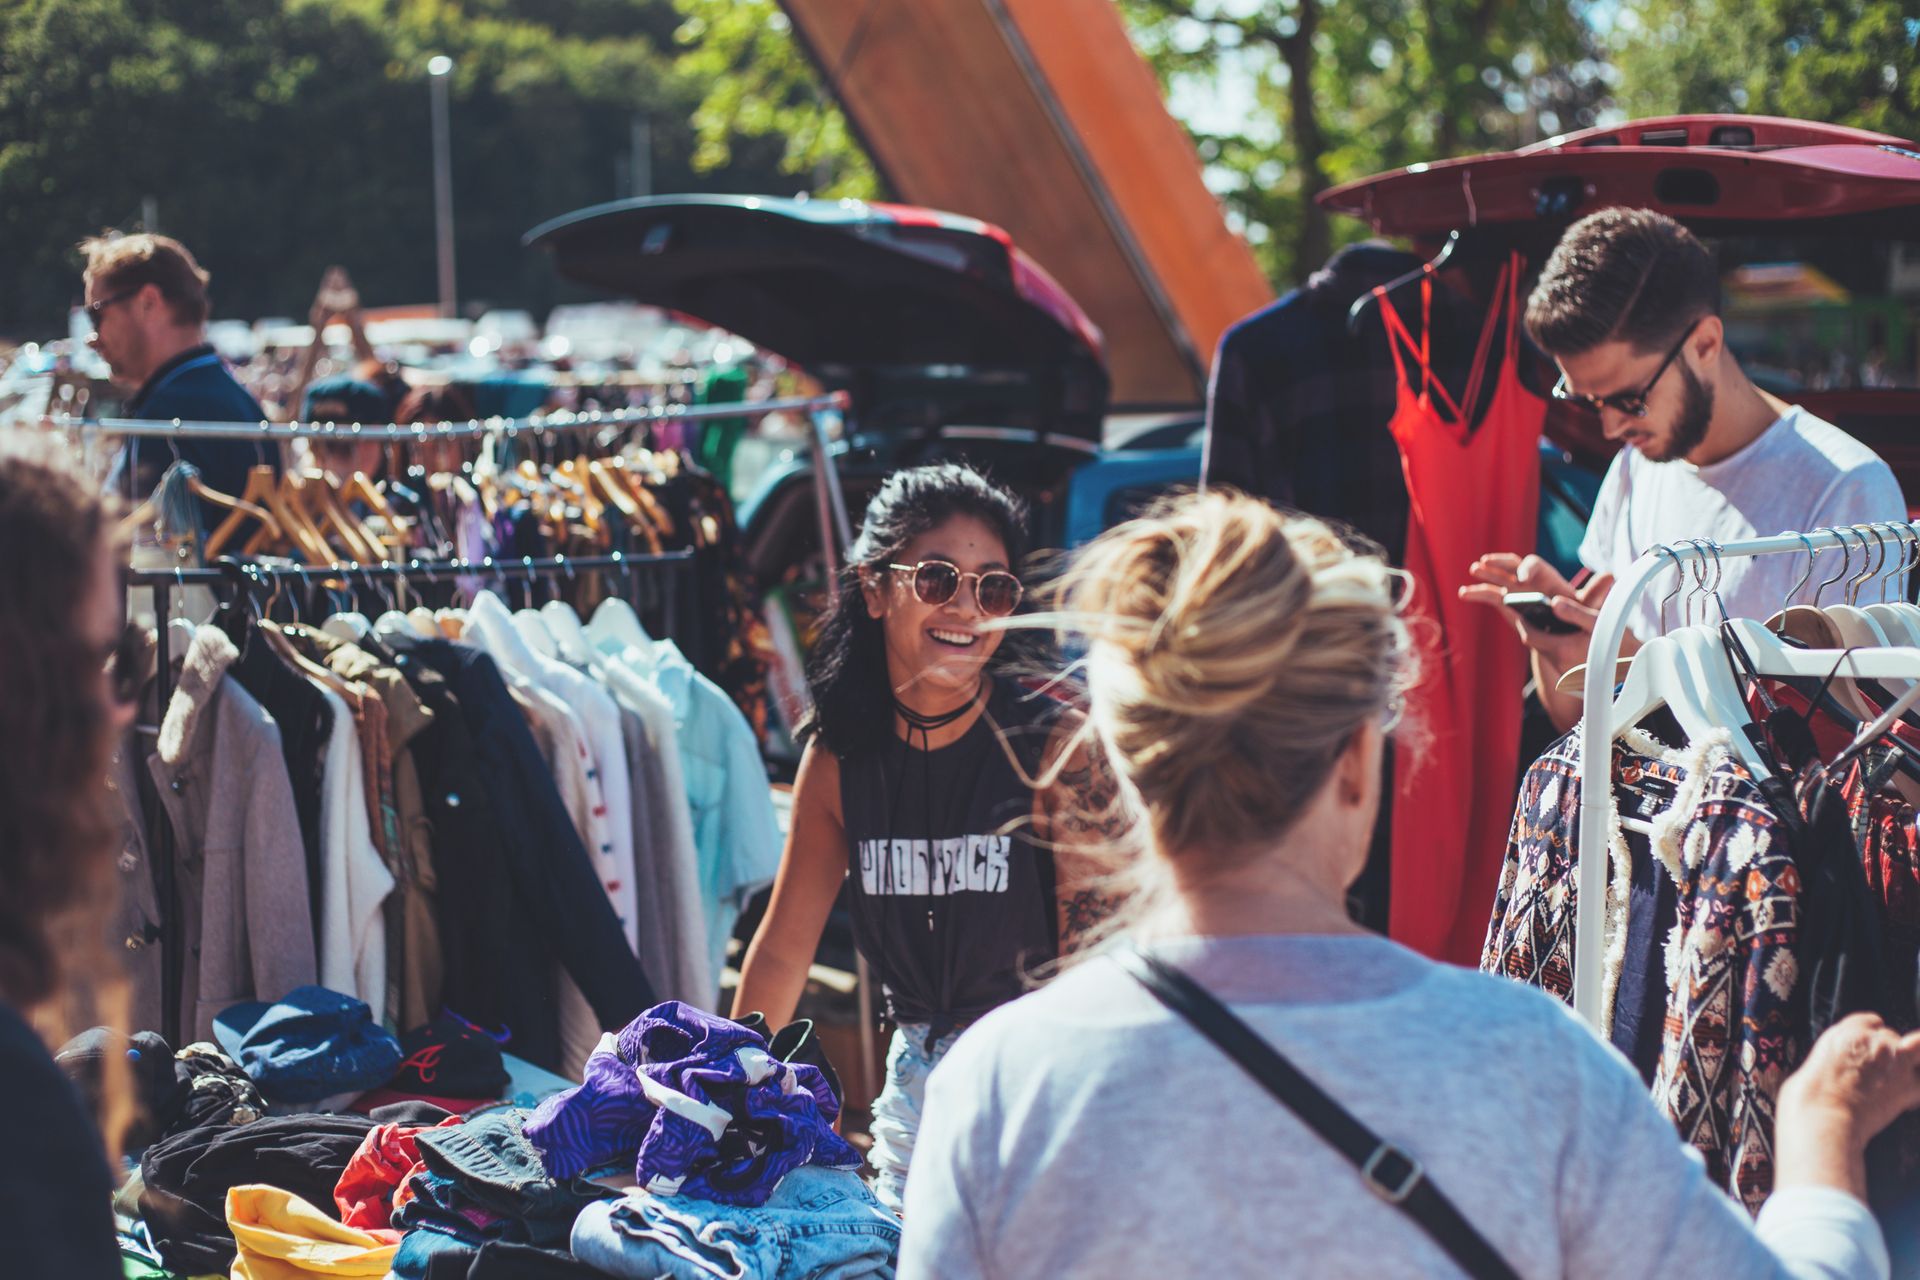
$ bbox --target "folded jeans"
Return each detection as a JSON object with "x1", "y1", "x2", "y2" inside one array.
[{"x1": 568, "y1": 1166, "x2": 901, "y2": 1280}]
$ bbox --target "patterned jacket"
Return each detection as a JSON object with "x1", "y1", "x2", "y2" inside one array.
[{"x1": 1483, "y1": 728, "x2": 1806, "y2": 1214}]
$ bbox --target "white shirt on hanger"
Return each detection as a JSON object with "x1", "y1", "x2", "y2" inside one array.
[
  {"x1": 577, "y1": 611, "x2": 715, "y2": 1006},
  {"x1": 312, "y1": 682, "x2": 392, "y2": 1022}
]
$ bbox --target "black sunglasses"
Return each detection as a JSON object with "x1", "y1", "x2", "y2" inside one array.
[
  {"x1": 83, "y1": 289, "x2": 139, "y2": 330},
  {"x1": 888, "y1": 559, "x2": 1024, "y2": 617},
  {"x1": 1551, "y1": 320, "x2": 1700, "y2": 419}
]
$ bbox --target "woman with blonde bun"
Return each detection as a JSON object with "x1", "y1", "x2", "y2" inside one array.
[{"x1": 900, "y1": 490, "x2": 1920, "y2": 1279}]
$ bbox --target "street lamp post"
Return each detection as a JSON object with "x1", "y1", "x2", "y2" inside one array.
[{"x1": 428, "y1": 55, "x2": 457, "y2": 319}]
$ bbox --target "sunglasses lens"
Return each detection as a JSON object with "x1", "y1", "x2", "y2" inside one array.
[
  {"x1": 977, "y1": 571, "x2": 1022, "y2": 617},
  {"x1": 914, "y1": 561, "x2": 960, "y2": 606}
]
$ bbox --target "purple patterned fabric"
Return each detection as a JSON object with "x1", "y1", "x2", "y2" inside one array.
[{"x1": 524, "y1": 1002, "x2": 858, "y2": 1207}]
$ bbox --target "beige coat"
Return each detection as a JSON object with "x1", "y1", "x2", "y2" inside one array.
[{"x1": 147, "y1": 626, "x2": 317, "y2": 1042}]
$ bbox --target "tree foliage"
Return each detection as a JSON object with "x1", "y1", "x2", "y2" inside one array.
[
  {"x1": 670, "y1": 0, "x2": 878, "y2": 199},
  {"x1": 2, "y1": 0, "x2": 1913, "y2": 336},
  {"x1": 1119, "y1": 0, "x2": 1608, "y2": 285},
  {"x1": 0, "y1": 0, "x2": 828, "y2": 336},
  {"x1": 1611, "y1": 0, "x2": 1919, "y2": 139}
]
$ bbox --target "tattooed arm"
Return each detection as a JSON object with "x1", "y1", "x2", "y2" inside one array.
[{"x1": 1041, "y1": 717, "x2": 1134, "y2": 954}]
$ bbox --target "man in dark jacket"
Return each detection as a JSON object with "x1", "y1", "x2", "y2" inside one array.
[{"x1": 82, "y1": 232, "x2": 275, "y2": 524}]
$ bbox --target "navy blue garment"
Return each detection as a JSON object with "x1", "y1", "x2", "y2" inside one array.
[
  {"x1": 1609, "y1": 828, "x2": 1679, "y2": 1083},
  {"x1": 399, "y1": 1109, "x2": 611, "y2": 1250},
  {"x1": 386, "y1": 638, "x2": 653, "y2": 1069},
  {"x1": 227, "y1": 633, "x2": 334, "y2": 933},
  {"x1": 104, "y1": 344, "x2": 277, "y2": 524},
  {"x1": 0, "y1": 1000, "x2": 120, "y2": 1279},
  {"x1": 1200, "y1": 242, "x2": 1511, "y2": 559},
  {"x1": 394, "y1": 1233, "x2": 605, "y2": 1279},
  {"x1": 211, "y1": 985, "x2": 403, "y2": 1103}
]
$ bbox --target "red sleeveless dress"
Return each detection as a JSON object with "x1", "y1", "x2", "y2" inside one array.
[{"x1": 1380, "y1": 256, "x2": 1544, "y2": 964}]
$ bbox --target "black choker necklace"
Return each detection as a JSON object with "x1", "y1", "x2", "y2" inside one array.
[{"x1": 894, "y1": 684, "x2": 981, "y2": 733}]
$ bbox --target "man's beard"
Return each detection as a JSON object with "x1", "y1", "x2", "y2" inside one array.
[{"x1": 1647, "y1": 363, "x2": 1713, "y2": 463}]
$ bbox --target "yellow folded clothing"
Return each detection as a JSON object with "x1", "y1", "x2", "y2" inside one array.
[{"x1": 225, "y1": 1184, "x2": 398, "y2": 1278}]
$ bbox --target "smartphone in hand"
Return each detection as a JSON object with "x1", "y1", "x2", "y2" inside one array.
[{"x1": 1502, "y1": 591, "x2": 1581, "y2": 635}]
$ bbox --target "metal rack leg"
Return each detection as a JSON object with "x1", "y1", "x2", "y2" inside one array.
[{"x1": 151, "y1": 583, "x2": 181, "y2": 1049}]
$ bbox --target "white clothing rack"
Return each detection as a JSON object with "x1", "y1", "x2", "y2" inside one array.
[
  {"x1": 43, "y1": 390, "x2": 850, "y2": 441},
  {"x1": 1572, "y1": 519, "x2": 1920, "y2": 1025}
]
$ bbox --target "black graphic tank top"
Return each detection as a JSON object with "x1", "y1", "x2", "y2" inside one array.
[{"x1": 838, "y1": 676, "x2": 1062, "y2": 1035}]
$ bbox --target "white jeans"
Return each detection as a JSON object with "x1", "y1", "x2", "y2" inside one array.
[{"x1": 866, "y1": 1024, "x2": 961, "y2": 1214}]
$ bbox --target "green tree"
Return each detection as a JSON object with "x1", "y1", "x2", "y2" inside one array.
[
  {"x1": 1119, "y1": 0, "x2": 1607, "y2": 286},
  {"x1": 1611, "y1": 0, "x2": 1919, "y2": 138},
  {"x1": 669, "y1": 0, "x2": 878, "y2": 199},
  {"x1": 0, "y1": 0, "x2": 840, "y2": 338}
]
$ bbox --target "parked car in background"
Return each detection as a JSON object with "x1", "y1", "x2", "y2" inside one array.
[{"x1": 526, "y1": 195, "x2": 1112, "y2": 582}]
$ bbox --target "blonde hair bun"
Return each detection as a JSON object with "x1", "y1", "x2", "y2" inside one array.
[{"x1": 1060, "y1": 490, "x2": 1408, "y2": 856}]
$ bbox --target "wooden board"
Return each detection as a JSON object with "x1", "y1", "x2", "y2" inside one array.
[{"x1": 779, "y1": 0, "x2": 1273, "y2": 406}]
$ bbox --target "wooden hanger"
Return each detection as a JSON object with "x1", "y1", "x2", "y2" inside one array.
[
  {"x1": 126, "y1": 473, "x2": 284, "y2": 552},
  {"x1": 607, "y1": 455, "x2": 676, "y2": 541},
  {"x1": 250, "y1": 470, "x2": 336, "y2": 564},
  {"x1": 308, "y1": 470, "x2": 384, "y2": 564}
]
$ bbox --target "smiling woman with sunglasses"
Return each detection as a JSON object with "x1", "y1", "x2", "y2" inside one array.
[
  {"x1": 732, "y1": 463, "x2": 1127, "y2": 1214},
  {"x1": 0, "y1": 435, "x2": 138, "y2": 1277}
]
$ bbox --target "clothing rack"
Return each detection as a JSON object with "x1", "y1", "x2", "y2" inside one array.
[
  {"x1": 129, "y1": 549, "x2": 700, "y2": 1048},
  {"x1": 1572, "y1": 519, "x2": 1920, "y2": 1026},
  {"x1": 48, "y1": 390, "x2": 851, "y2": 441}
]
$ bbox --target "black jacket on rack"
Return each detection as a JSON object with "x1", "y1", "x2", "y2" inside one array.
[{"x1": 386, "y1": 637, "x2": 653, "y2": 1069}]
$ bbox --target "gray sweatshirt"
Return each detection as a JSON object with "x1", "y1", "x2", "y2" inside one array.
[{"x1": 900, "y1": 933, "x2": 1888, "y2": 1279}]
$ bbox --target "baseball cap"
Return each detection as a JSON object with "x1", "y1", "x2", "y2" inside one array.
[
  {"x1": 212, "y1": 986, "x2": 404, "y2": 1104},
  {"x1": 358, "y1": 1014, "x2": 510, "y2": 1111}
]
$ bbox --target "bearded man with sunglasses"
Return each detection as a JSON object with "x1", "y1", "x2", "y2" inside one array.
[
  {"x1": 1463, "y1": 208, "x2": 1903, "y2": 732},
  {"x1": 81, "y1": 232, "x2": 275, "y2": 528}
]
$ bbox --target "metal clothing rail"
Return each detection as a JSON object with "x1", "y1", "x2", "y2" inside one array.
[
  {"x1": 1572, "y1": 519, "x2": 1920, "y2": 1025},
  {"x1": 48, "y1": 389, "x2": 851, "y2": 441},
  {"x1": 129, "y1": 549, "x2": 700, "y2": 1048}
]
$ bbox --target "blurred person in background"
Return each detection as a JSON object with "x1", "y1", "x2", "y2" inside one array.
[
  {"x1": 83, "y1": 232, "x2": 275, "y2": 527},
  {"x1": 0, "y1": 436, "x2": 138, "y2": 1277}
]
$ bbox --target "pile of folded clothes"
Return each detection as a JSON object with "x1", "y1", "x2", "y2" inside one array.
[
  {"x1": 527, "y1": 1002, "x2": 901, "y2": 1279},
  {"x1": 76, "y1": 995, "x2": 897, "y2": 1279}
]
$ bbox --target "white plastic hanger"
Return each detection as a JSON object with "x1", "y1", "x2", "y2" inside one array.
[
  {"x1": 588, "y1": 596, "x2": 654, "y2": 655},
  {"x1": 1608, "y1": 547, "x2": 1773, "y2": 775},
  {"x1": 322, "y1": 612, "x2": 371, "y2": 643},
  {"x1": 1862, "y1": 527, "x2": 1920, "y2": 649}
]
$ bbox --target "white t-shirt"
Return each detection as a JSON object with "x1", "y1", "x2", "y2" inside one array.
[
  {"x1": 900, "y1": 934, "x2": 1889, "y2": 1280},
  {"x1": 1579, "y1": 406, "x2": 1906, "y2": 640}
]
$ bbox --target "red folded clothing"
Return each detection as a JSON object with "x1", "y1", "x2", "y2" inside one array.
[{"x1": 334, "y1": 1114, "x2": 465, "y2": 1231}]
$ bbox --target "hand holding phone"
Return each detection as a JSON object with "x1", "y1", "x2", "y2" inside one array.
[{"x1": 1502, "y1": 591, "x2": 1581, "y2": 635}]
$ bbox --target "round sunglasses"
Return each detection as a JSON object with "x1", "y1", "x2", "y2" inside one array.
[{"x1": 887, "y1": 559, "x2": 1024, "y2": 617}]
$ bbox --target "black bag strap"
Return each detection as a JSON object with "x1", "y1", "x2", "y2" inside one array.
[{"x1": 1116, "y1": 948, "x2": 1522, "y2": 1280}]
